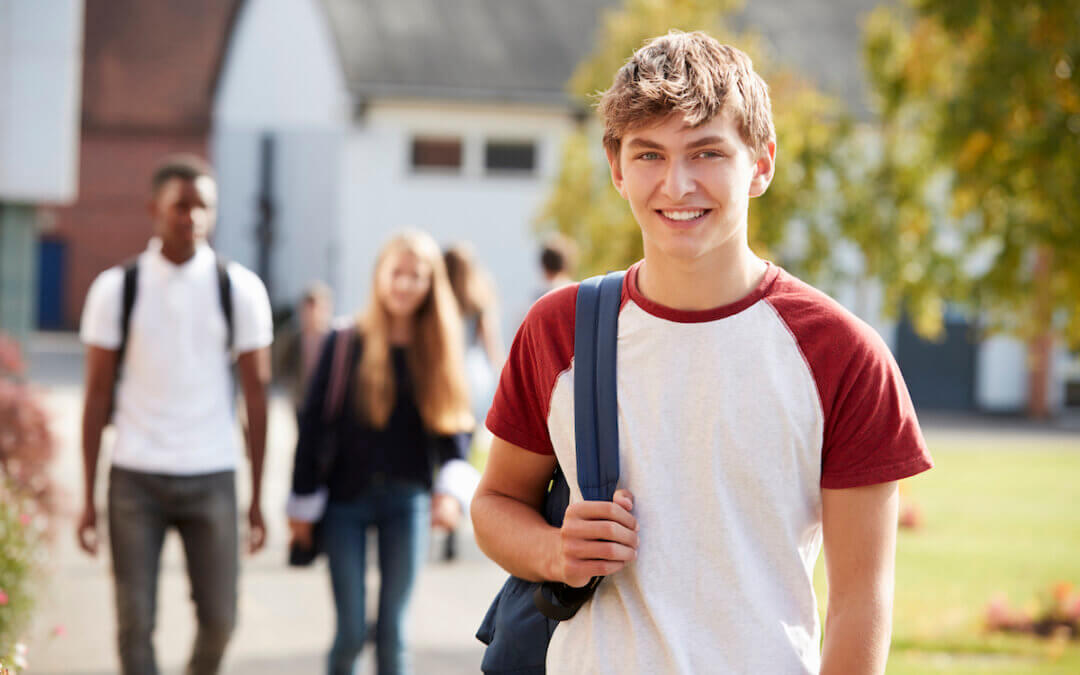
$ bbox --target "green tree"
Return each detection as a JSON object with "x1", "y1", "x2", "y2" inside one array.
[
  {"x1": 863, "y1": 0, "x2": 1080, "y2": 416},
  {"x1": 538, "y1": 0, "x2": 856, "y2": 289}
]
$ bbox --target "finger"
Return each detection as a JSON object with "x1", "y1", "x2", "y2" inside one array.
[
  {"x1": 563, "y1": 519, "x2": 639, "y2": 548},
  {"x1": 564, "y1": 559, "x2": 629, "y2": 585},
  {"x1": 564, "y1": 538, "x2": 637, "y2": 563},
  {"x1": 613, "y1": 489, "x2": 634, "y2": 509},
  {"x1": 566, "y1": 501, "x2": 637, "y2": 531}
]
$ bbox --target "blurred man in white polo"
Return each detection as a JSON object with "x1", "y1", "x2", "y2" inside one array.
[{"x1": 77, "y1": 155, "x2": 273, "y2": 675}]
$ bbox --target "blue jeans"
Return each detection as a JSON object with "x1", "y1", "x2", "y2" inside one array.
[{"x1": 323, "y1": 482, "x2": 431, "y2": 675}]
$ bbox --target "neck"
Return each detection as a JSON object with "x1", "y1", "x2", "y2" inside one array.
[
  {"x1": 637, "y1": 241, "x2": 766, "y2": 311},
  {"x1": 159, "y1": 240, "x2": 197, "y2": 265},
  {"x1": 388, "y1": 315, "x2": 413, "y2": 346}
]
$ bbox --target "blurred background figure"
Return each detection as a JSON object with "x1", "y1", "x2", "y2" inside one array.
[
  {"x1": 444, "y1": 243, "x2": 505, "y2": 424},
  {"x1": 442, "y1": 243, "x2": 505, "y2": 560},
  {"x1": 275, "y1": 281, "x2": 334, "y2": 417},
  {"x1": 287, "y1": 230, "x2": 475, "y2": 675},
  {"x1": 537, "y1": 232, "x2": 578, "y2": 298}
]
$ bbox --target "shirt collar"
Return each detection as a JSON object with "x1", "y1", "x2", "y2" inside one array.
[{"x1": 145, "y1": 237, "x2": 214, "y2": 279}]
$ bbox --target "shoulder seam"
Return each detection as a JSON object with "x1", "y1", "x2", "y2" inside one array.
[{"x1": 761, "y1": 297, "x2": 826, "y2": 433}]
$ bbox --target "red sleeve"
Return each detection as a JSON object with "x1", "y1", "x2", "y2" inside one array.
[
  {"x1": 767, "y1": 273, "x2": 933, "y2": 488},
  {"x1": 484, "y1": 284, "x2": 578, "y2": 455}
]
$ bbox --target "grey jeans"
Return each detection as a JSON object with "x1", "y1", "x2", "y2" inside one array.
[{"x1": 108, "y1": 467, "x2": 238, "y2": 675}]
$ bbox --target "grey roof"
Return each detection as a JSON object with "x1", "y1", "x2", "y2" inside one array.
[
  {"x1": 736, "y1": 0, "x2": 884, "y2": 117},
  {"x1": 319, "y1": 0, "x2": 621, "y2": 106},
  {"x1": 317, "y1": 0, "x2": 881, "y2": 114}
]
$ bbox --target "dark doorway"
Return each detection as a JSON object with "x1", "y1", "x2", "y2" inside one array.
[
  {"x1": 37, "y1": 237, "x2": 67, "y2": 330},
  {"x1": 895, "y1": 312, "x2": 978, "y2": 410}
]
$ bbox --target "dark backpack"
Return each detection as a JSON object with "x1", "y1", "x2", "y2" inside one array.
[
  {"x1": 110, "y1": 254, "x2": 234, "y2": 421},
  {"x1": 476, "y1": 270, "x2": 624, "y2": 675}
]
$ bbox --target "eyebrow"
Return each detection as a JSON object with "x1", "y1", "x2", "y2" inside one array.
[
  {"x1": 625, "y1": 138, "x2": 665, "y2": 151},
  {"x1": 686, "y1": 135, "x2": 733, "y2": 149},
  {"x1": 625, "y1": 135, "x2": 734, "y2": 151}
]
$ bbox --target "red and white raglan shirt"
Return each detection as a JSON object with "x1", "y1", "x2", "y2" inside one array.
[{"x1": 486, "y1": 261, "x2": 933, "y2": 674}]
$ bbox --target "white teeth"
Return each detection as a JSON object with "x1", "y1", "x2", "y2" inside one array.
[{"x1": 661, "y1": 210, "x2": 705, "y2": 221}]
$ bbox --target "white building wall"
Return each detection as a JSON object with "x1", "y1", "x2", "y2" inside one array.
[
  {"x1": 211, "y1": 0, "x2": 350, "y2": 307},
  {"x1": 213, "y1": 0, "x2": 351, "y2": 129},
  {"x1": 339, "y1": 100, "x2": 576, "y2": 334},
  {"x1": 0, "y1": 0, "x2": 83, "y2": 202}
]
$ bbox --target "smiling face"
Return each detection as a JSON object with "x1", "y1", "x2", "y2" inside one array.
[
  {"x1": 607, "y1": 108, "x2": 775, "y2": 266},
  {"x1": 376, "y1": 248, "x2": 433, "y2": 319}
]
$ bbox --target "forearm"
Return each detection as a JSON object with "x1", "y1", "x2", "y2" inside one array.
[
  {"x1": 820, "y1": 592, "x2": 892, "y2": 675},
  {"x1": 244, "y1": 391, "x2": 268, "y2": 505},
  {"x1": 80, "y1": 393, "x2": 110, "y2": 508},
  {"x1": 471, "y1": 491, "x2": 559, "y2": 582}
]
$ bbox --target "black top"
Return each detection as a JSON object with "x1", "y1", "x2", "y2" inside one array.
[{"x1": 290, "y1": 331, "x2": 469, "y2": 501}]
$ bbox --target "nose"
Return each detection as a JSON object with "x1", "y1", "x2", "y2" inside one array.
[{"x1": 661, "y1": 159, "x2": 695, "y2": 202}]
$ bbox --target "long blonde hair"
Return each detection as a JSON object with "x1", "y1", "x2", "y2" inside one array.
[{"x1": 355, "y1": 230, "x2": 474, "y2": 434}]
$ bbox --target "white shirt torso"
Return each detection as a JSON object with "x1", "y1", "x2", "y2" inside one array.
[{"x1": 80, "y1": 240, "x2": 273, "y2": 475}]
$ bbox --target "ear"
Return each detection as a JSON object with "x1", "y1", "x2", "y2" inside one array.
[
  {"x1": 748, "y1": 140, "x2": 776, "y2": 198},
  {"x1": 605, "y1": 146, "x2": 628, "y2": 200}
]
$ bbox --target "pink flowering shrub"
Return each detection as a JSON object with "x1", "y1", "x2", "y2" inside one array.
[{"x1": 0, "y1": 334, "x2": 56, "y2": 671}]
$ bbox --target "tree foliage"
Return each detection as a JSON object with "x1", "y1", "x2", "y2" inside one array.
[{"x1": 863, "y1": 0, "x2": 1080, "y2": 347}]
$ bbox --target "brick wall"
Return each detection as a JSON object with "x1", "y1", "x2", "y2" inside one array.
[{"x1": 46, "y1": 133, "x2": 207, "y2": 327}]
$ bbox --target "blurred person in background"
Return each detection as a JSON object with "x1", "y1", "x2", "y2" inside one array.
[
  {"x1": 443, "y1": 243, "x2": 505, "y2": 427},
  {"x1": 287, "y1": 230, "x2": 476, "y2": 675},
  {"x1": 442, "y1": 243, "x2": 504, "y2": 559},
  {"x1": 275, "y1": 281, "x2": 334, "y2": 417},
  {"x1": 537, "y1": 231, "x2": 578, "y2": 297},
  {"x1": 77, "y1": 154, "x2": 273, "y2": 675}
]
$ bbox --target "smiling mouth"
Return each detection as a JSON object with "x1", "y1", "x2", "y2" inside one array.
[{"x1": 657, "y1": 209, "x2": 710, "y2": 224}]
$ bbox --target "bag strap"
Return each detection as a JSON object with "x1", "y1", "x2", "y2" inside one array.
[
  {"x1": 118, "y1": 259, "x2": 139, "y2": 365},
  {"x1": 322, "y1": 327, "x2": 354, "y2": 424},
  {"x1": 534, "y1": 270, "x2": 625, "y2": 622},
  {"x1": 573, "y1": 270, "x2": 624, "y2": 502},
  {"x1": 215, "y1": 255, "x2": 234, "y2": 351}
]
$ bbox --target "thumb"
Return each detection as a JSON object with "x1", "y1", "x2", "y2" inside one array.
[{"x1": 613, "y1": 488, "x2": 634, "y2": 510}]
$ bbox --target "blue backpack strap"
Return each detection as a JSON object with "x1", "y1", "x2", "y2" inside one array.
[
  {"x1": 533, "y1": 270, "x2": 625, "y2": 622},
  {"x1": 574, "y1": 271, "x2": 624, "y2": 502}
]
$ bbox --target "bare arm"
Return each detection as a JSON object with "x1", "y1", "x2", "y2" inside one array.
[
  {"x1": 236, "y1": 346, "x2": 271, "y2": 553},
  {"x1": 476, "y1": 308, "x2": 505, "y2": 371},
  {"x1": 820, "y1": 481, "x2": 899, "y2": 675},
  {"x1": 77, "y1": 346, "x2": 118, "y2": 555},
  {"x1": 471, "y1": 435, "x2": 638, "y2": 586}
]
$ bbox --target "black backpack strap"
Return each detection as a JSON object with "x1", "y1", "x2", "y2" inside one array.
[
  {"x1": 118, "y1": 259, "x2": 139, "y2": 364},
  {"x1": 215, "y1": 255, "x2": 234, "y2": 351}
]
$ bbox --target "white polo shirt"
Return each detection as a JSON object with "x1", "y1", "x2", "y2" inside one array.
[{"x1": 80, "y1": 239, "x2": 273, "y2": 475}]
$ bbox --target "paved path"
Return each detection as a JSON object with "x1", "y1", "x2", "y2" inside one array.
[{"x1": 21, "y1": 335, "x2": 506, "y2": 674}]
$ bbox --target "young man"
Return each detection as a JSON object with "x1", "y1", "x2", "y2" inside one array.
[
  {"x1": 77, "y1": 155, "x2": 274, "y2": 674},
  {"x1": 471, "y1": 32, "x2": 933, "y2": 674}
]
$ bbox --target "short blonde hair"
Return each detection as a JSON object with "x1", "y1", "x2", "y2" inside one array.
[{"x1": 599, "y1": 31, "x2": 775, "y2": 156}]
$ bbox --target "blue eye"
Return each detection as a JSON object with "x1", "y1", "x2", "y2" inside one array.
[
  {"x1": 638, "y1": 152, "x2": 661, "y2": 160},
  {"x1": 697, "y1": 151, "x2": 725, "y2": 159}
]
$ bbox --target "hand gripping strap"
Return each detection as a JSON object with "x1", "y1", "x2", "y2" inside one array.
[{"x1": 534, "y1": 270, "x2": 625, "y2": 622}]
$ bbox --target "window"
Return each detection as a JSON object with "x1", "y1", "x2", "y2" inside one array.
[
  {"x1": 484, "y1": 141, "x2": 536, "y2": 174},
  {"x1": 411, "y1": 137, "x2": 462, "y2": 171}
]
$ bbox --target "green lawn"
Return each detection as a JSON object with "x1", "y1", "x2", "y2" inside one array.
[{"x1": 814, "y1": 434, "x2": 1080, "y2": 673}]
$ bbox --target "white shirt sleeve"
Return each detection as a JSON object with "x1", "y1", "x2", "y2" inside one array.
[
  {"x1": 79, "y1": 267, "x2": 125, "y2": 350},
  {"x1": 227, "y1": 262, "x2": 274, "y2": 354}
]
